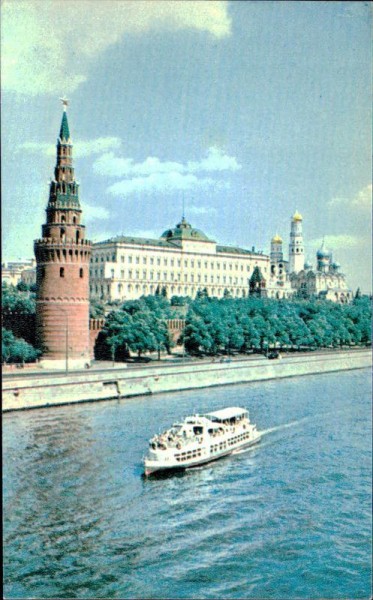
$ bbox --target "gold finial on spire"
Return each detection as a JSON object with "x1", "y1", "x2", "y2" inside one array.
[
  {"x1": 60, "y1": 97, "x2": 69, "y2": 111},
  {"x1": 292, "y1": 209, "x2": 303, "y2": 221}
]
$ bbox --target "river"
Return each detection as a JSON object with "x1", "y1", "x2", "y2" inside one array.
[{"x1": 3, "y1": 369, "x2": 372, "y2": 599}]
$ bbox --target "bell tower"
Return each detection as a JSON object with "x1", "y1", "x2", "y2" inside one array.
[
  {"x1": 34, "y1": 100, "x2": 92, "y2": 370},
  {"x1": 288, "y1": 210, "x2": 305, "y2": 274}
]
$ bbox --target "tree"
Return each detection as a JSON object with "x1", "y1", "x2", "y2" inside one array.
[
  {"x1": 89, "y1": 299, "x2": 106, "y2": 319},
  {"x1": 2, "y1": 328, "x2": 40, "y2": 363},
  {"x1": 2, "y1": 282, "x2": 36, "y2": 314},
  {"x1": 183, "y1": 312, "x2": 213, "y2": 355}
]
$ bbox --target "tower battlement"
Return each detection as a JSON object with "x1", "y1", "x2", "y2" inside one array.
[{"x1": 34, "y1": 238, "x2": 91, "y2": 247}]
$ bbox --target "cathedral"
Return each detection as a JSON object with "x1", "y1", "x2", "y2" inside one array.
[{"x1": 267, "y1": 211, "x2": 352, "y2": 303}]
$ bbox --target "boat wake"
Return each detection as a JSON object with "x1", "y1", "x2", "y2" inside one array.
[{"x1": 259, "y1": 415, "x2": 312, "y2": 437}]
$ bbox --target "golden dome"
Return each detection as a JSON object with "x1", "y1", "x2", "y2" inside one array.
[
  {"x1": 292, "y1": 210, "x2": 303, "y2": 221},
  {"x1": 271, "y1": 233, "x2": 283, "y2": 244}
]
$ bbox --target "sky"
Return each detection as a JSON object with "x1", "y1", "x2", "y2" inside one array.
[{"x1": 2, "y1": 0, "x2": 372, "y2": 292}]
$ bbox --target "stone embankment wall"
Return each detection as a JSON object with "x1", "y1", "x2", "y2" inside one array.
[{"x1": 3, "y1": 350, "x2": 371, "y2": 413}]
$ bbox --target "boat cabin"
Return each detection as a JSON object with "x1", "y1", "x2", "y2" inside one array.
[{"x1": 204, "y1": 407, "x2": 248, "y2": 426}]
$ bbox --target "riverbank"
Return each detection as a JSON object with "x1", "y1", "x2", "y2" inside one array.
[{"x1": 2, "y1": 349, "x2": 371, "y2": 412}]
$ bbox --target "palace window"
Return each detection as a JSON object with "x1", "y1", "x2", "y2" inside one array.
[
  {"x1": 136, "y1": 257, "x2": 140, "y2": 264},
  {"x1": 60, "y1": 267, "x2": 65, "y2": 278},
  {"x1": 128, "y1": 256, "x2": 132, "y2": 263},
  {"x1": 143, "y1": 257, "x2": 147, "y2": 264},
  {"x1": 121, "y1": 270, "x2": 124, "y2": 278}
]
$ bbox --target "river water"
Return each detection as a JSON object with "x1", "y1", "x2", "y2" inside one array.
[{"x1": 3, "y1": 369, "x2": 372, "y2": 599}]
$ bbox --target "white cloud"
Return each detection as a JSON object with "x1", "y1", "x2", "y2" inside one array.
[
  {"x1": 94, "y1": 146, "x2": 240, "y2": 196},
  {"x1": 328, "y1": 184, "x2": 372, "y2": 211},
  {"x1": 2, "y1": 1, "x2": 231, "y2": 96},
  {"x1": 107, "y1": 172, "x2": 216, "y2": 196},
  {"x1": 93, "y1": 147, "x2": 241, "y2": 178},
  {"x1": 93, "y1": 152, "x2": 185, "y2": 177},
  {"x1": 19, "y1": 137, "x2": 122, "y2": 158},
  {"x1": 187, "y1": 147, "x2": 241, "y2": 173},
  {"x1": 80, "y1": 202, "x2": 110, "y2": 222}
]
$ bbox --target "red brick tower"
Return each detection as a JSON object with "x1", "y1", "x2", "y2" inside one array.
[{"x1": 34, "y1": 100, "x2": 92, "y2": 370}]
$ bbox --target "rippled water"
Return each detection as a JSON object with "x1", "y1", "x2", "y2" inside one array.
[{"x1": 3, "y1": 369, "x2": 372, "y2": 599}]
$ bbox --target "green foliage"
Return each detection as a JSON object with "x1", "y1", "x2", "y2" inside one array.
[
  {"x1": 89, "y1": 299, "x2": 106, "y2": 319},
  {"x1": 94, "y1": 291, "x2": 371, "y2": 361},
  {"x1": 2, "y1": 282, "x2": 36, "y2": 314},
  {"x1": 94, "y1": 295, "x2": 173, "y2": 361},
  {"x1": 2, "y1": 328, "x2": 41, "y2": 363},
  {"x1": 182, "y1": 295, "x2": 372, "y2": 356},
  {"x1": 170, "y1": 295, "x2": 191, "y2": 306}
]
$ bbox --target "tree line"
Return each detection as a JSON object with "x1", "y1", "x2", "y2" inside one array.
[
  {"x1": 182, "y1": 294, "x2": 371, "y2": 356},
  {"x1": 2, "y1": 281, "x2": 371, "y2": 363}
]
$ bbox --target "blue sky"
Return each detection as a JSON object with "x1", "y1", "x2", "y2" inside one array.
[{"x1": 2, "y1": 1, "x2": 371, "y2": 292}]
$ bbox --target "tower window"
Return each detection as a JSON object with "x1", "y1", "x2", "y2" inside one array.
[
  {"x1": 61, "y1": 215, "x2": 66, "y2": 223},
  {"x1": 76, "y1": 231, "x2": 80, "y2": 243},
  {"x1": 79, "y1": 268, "x2": 84, "y2": 278},
  {"x1": 60, "y1": 267, "x2": 65, "y2": 278},
  {"x1": 73, "y1": 216, "x2": 77, "y2": 224}
]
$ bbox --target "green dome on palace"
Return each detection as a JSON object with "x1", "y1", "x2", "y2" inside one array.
[{"x1": 161, "y1": 217, "x2": 212, "y2": 242}]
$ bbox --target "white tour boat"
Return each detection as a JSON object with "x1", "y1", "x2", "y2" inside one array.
[{"x1": 144, "y1": 406, "x2": 261, "y2": 476}]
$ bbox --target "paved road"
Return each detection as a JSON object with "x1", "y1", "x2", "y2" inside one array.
[{"x1": 3, "y1": 348, "x2": 369, "y2": 381}]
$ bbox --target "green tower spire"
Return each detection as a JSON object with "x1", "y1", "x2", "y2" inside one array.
[{"x1": 59, "y1": 110, "x2": 70, "y2": 141}]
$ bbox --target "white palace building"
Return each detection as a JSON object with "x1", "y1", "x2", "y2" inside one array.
[{"x1": 89, "y1": 211, "x2": 352, "y2": 303}]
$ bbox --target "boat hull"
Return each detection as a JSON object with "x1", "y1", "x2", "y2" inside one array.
[{"x1": 144, "y1": 435, "x2": 261, "y2": 477}]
